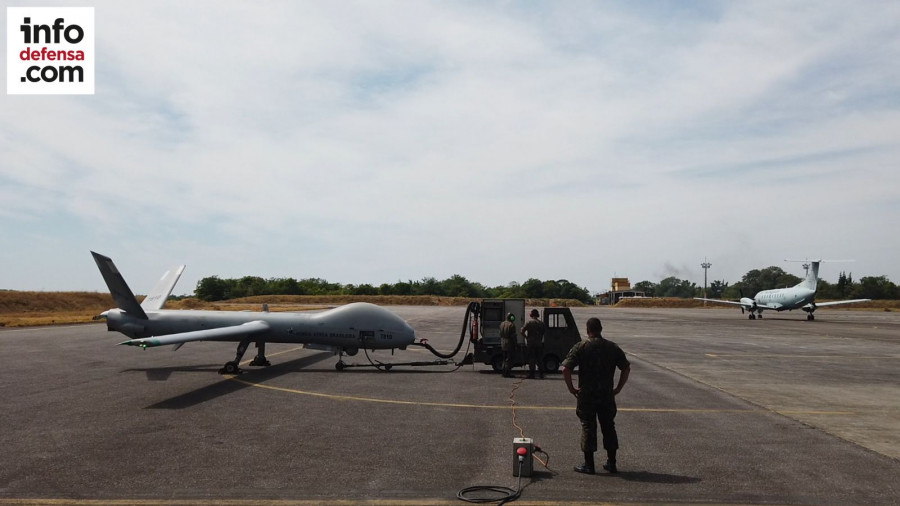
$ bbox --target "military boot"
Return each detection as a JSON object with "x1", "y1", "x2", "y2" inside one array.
[
  {"x1": 603, "y1": 449, "x2": 618, "y2": 473},
  {"x1": 574, "y1": 452, "x2": 595, "y2": 474}
]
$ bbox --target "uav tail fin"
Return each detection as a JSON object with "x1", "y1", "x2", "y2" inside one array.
[
  {"x1": 141, "y1": 264, "x2": 185, "y2": 310},
  {"x1": 91, "y1": 251, "x2": 148, "y2": 320}
]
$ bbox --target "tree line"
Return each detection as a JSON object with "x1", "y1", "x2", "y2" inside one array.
[
  {"x1": 633, "y1": 267, "x2": 899, "y2": 300},
  {"x1": 194, "y1": 274, "x2": 594, "y2": 303},
  {"x1": 194, "y1": 266, "x2": 897, "y2": 303}
]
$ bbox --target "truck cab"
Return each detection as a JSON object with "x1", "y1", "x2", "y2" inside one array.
[
  {"x1": 470, "y1": 299, "x2": 582, "y2": 373},
  {"x1": 539, "y1": 306, "x2": 581, "y2": 372}
]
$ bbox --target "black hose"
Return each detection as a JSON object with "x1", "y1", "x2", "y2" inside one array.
[
  {"x1": 457, "y1": 459, "x2": 523, "y2": 504},
  {"x1": 413, "y1": 301, "x2": 480, "y2": 359}
]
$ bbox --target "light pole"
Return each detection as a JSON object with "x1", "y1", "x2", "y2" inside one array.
[{"x1": 701, "y1": 259, "x2": 712, "y2": 306}]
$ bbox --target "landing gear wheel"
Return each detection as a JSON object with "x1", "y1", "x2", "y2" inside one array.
[
  {"x1": 219, "y1": 361, "x2": 242, "y2": 375},
  {"x1": 249, "y1": 358, "x2": 271, "y2": 367},
  {"x1": 491, "y1": 354, "x2": 504, "y2": 373},
  {"x1": 807, "y1": 314, "x2": 815, "y2": 321},
  {"x1": 542, "y1": 355, "x2": 560, "y2": 373},
  {"x1": 335, "y1": 361, "x2": 346, "y2": 371},
  {"x1": 749, "y1": 314, "x2": 756, "y2": 320}
]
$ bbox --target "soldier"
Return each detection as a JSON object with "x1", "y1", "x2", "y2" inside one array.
[
  {"x1": 520, "y1": 309, "x2": 546, "y2": 379},
  {"x1": 562, "y1": 317, "x2": 631, "y2": 474},
  {"x1": 499, "y1": 312, "x2": 517, "y2": 378}
]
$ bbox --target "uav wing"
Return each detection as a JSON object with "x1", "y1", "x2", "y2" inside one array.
[{"x1": 118, "y1": 320, "x2": 270, "y2": 348}]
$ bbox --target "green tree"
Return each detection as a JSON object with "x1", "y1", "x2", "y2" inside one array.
[
  {"x1": 736, "y1": 267, "x2": 801, "y2": 296},
  {"x1": 352, "y1": 283, "x2": 378, "y2": 296},
  {"x1": 816, "y1": 279, "x2": 838, "y2": 299},
  {"x1": 656, "y1": 277, "x2": 697, "y2": 298},
  {"x1": 195, "y1": 276, "x2": 230, "y2": 301},
  {"x1": 708, "y1": 280, "x2": 728, "y2": 298},
  {"x1": 393, "y1": 281, "x2": 413, "y2": 296},
  {"x1": 416, "y1": 277, "x2": 443, "y2": 296},
  {"x1": 633, "y1": 280, "x2": 656, "y2": 297},
  {"x1": 521, "y1": 278, "x2": 543, "y2": 298},
  {"x1": 836, "y1": 271, "x2": 853, "y2": 298},
  {"x1": 852, "y1": 276, "x2": 897, "y2": 300}
]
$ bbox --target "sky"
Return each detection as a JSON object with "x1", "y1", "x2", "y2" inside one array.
[{"x1": 2, "y1": 0, "x2": 899, "y2": 296}]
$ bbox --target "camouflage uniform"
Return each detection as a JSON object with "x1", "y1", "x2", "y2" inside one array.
[
  {"x1": 499, "y1": 319, "x2": 517, "y2": 377},
  {"x1": 562, "y1": 335, "x2": 630, "y2": 453},
  {"x1": 521, "y1": 316, "x2": 546, "y2": 378}
]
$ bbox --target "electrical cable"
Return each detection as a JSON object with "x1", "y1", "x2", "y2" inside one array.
[
  {"x1": 457, "y1": 372, "x2": 562, "y2": 503},
  {"x1": 456, "y1": 460, "x2": 523, "y2": 505},
  {"x1": 508, "y1": 378, "x2": 555, "y2": 473}
]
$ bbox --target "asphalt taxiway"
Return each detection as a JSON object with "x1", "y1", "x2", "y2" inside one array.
[{"x1": 1, "y1": 306, "x2": 898, "y2": 504}]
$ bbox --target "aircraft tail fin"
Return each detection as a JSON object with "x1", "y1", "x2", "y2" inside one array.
[
  {"x1": 798, "y1": 261, "x2": 821, "y2": 290},
  {"x1": 786, "y1": 259, "x2": 855, "y2": 291},
  {"x1": 91, "y1": 251, "x2": 148, "y2": 320},
  {"x1": 141, "y1": 264, "x2": 185, "y2": 310},
  {"x1": 785, "y1": 259, "x2": 839, "y2": 290}
]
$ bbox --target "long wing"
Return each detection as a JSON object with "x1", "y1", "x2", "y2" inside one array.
[
  {"x1": 811, "y1": 299, "x2": 871, "y2": 308},
  {"x1": 694, "y1": 298, "x2": 747, "y2": 307},
  {"x1": 118, "y1": 320, "x2": 270, "y2": 348}
]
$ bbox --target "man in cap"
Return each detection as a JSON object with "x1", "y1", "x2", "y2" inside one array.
[
  {"x1": 499, "y1": 312, "x2": 517, "y2": 378},
  {"x1": 562, "y1": 317, "x2": 631, "y2": 474},
  {"x1": 521, "y1": 308, "x2": 546, "y2": 378}
]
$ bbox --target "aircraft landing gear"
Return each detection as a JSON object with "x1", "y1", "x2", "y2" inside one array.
[
  {"x1": 335, "y1": 346, "x2": 359, "y2": 371},
  {"x1": 220, "y1": 361, "x2": 241, "y2": 375},
  {"x1": 749, "y1": 314, "x2": 756, "y2": 320},
  {"x1": 807, "y1": 314, "x2": 815, "y2": 321},
  {"x1": 219, "y1": 338, "x2": 252, "y2": 375},
  {"x1": 336, "y1": 347, "x2": 347, "y2": 371},
  {"x1": 248, "y1": 341, "x2": 271, "y2": 367}
]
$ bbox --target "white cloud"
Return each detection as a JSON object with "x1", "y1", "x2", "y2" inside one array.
[{"x1": 1, "y1": 0, "x2": 898, "y2": 294}]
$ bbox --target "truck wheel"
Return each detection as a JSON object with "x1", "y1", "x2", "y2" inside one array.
[
  {"x1": 491, "y1": 354, "x2": 504, "y2": 372},
  {"x1": 542, "y1": 355, "x2": 560, "y2": 373}
]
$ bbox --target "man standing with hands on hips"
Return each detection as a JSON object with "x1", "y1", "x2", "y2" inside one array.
[{"x1": 562, "y1": 317, "x2": 631, "y2": 474}]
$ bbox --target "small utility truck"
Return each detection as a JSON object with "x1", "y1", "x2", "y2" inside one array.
[{"x1": 466, "y1": 298, "x2": 582, "y2": 373}]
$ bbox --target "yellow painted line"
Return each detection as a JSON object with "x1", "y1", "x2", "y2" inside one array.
[
  {"x1": 230, "y1": 377, "x2": 562, "y2": 409},
  {"x1": 229, "y1": 377, "x2": 853, "y2": 415},
  {"x1": 228, "y1": 348, "x2": 855, "y2": 415},
  {"x1": 705, "y1": 353, "x2": 898, "y2": 359},
  {"x1": 778, "y1": 410, "x2": 856, "y2": 415},
  {"x1": 0, "y1": 501, "x2": 473, "y2": 506},
  {"x1": 0, "y1": 500, "x2": 620, "y2": 506}
]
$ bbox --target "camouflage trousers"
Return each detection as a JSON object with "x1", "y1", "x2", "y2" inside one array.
[
  {"x1": 525, "y1": 344, "x2": 543, "y2": 373},
  {"x1": 575, "y1": 395, "x2": 618, "y2": 453}
]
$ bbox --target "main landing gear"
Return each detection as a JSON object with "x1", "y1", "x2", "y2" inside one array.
[{"x1": 219, "y1": 339, "x2": 271, "y2": 375}]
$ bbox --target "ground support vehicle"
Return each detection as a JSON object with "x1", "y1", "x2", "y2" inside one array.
[{"x1": 466, "y1": 299, "x2": 582, "y2": 373}]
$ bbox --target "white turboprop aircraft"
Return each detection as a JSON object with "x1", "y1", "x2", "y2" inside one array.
[
  {"x1": 92, "y1": 251, "x2": 417, "y2": 374},
  {"x1": 695, "y1": 260, "x2": 870, "y2": 320}
]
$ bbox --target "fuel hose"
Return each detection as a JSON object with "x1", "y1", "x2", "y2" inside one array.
[{"x1": 412, "y1": 301, "x2": 480, "y2": 359}]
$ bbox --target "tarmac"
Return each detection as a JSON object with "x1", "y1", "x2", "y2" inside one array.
[{"x1": 1, "y1": 306, "x2": 899, "y2": 505}]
